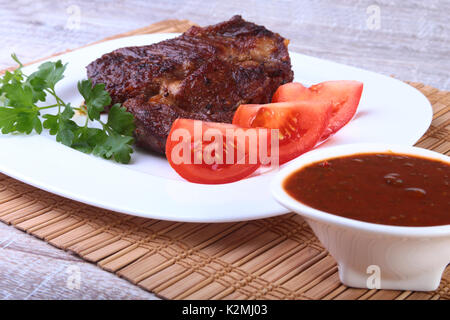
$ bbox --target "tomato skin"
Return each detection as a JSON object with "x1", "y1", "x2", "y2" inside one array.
[
  {"x1": 272, "y1": 80, "x2": 363, "y2": 139},
  {"x1": 271, "y1": 82, "x2": 308, "y2": 102},
  {"x1": 166, "y1": 119, "x2": 269, "y2": 184},
  {"x1": 233, "y1": 101, "x2": 332, "y2": 164}
]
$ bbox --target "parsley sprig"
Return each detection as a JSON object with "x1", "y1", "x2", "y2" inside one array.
[{"x1": 0, "y1": 54, "x2": 135, "y2": 164}]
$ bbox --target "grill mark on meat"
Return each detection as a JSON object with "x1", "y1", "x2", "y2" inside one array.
[{"x1": 86, "y1": 15, "x2": 294, "y2": 155}]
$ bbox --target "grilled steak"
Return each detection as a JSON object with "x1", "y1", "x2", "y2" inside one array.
[{"x1": 87, "y1": 15, "x2": 294, "y2": 154}]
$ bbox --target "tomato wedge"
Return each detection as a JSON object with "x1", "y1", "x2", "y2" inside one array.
[
  {"x1": 272, "y1": 82, "x2": 309, "y2": 102},
  {"x1": 272, "y1": 80, "x2": 363, "y2": 139},
  {"x1": 233, "y1": 101, "x2": 332, "y2": 164},
  {"x1": 166, "y1": 119, "x2": 271, "y2": 184}
]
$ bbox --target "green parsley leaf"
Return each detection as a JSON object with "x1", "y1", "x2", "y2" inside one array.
[
  {"x1": 61, "y1": 103, "x2": 75, "y2": 119},
  {"x1": 41, "y1": 114, "x2": 58, "y2": 134},
  {"x1": 43, "y1": 104, "x2": 78, "y2": 146},
  {"x1": 56, "y1": 118, "x2": 78, "y2": 146},
  {"x1": 0, "y1": 107, "x2": 41, "y2": 134},
  {"x1": 93, "y1": 131, "x2": 134, "y2": 164},
  {"x1": 2, "y1": 82, "x2": 34, "y2": 108},
  {"x1": 27, "y1": 60, "x2": 67, "y2": 91},
  {"x1": 1, "y1": 71, "x2": 15, "y2": 85},
  {"x1": 77, "y1": 80, "x2": 111, "y2": 121},
  {"x1": 0, "y1": 108, "x2": 16, "y2": 133},
  {"x1": 106, "y1": 104, "x2": 135, "y2": 136},
  {"x1": 27, "y1": 76, "x2": 47, "y2": 102},
  {"x1": 72, "y1": 127, "x2": 107, "y2": 154}
]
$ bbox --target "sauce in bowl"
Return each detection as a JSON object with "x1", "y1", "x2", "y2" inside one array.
[{"x1": 283, "y1": 153, "x2": 450, "y2": 227}]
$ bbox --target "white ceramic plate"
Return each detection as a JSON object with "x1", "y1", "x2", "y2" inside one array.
[{"x1": 0, "y1": 33, "x2": 432, "y2": 222}]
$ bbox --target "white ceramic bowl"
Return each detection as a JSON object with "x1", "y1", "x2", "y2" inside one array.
[{"x1": 271, "y1": 143, "x2": 450, "y2": 291}]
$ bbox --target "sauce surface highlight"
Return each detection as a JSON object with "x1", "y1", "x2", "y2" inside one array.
[{"x1": 284, "y1": 153, "x2": 450, "y2": 227}]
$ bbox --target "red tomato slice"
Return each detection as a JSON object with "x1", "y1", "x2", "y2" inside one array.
[
  {"x1": 272, "y1": 80, "x2": 363, "y2": 139},
  {"x1": 166, "y1": 119, "x2": 271, "y2": 184},
  {"x1": 272, "y1": 82, "x2": 308, "y2": 102},
  {"x1": 233, "y1": 101, "x2": 332, "y2": 164}
]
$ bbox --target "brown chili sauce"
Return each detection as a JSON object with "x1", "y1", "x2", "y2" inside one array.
[{"x1": 283, "y1": 153, "x2": 450, "y2": 226}]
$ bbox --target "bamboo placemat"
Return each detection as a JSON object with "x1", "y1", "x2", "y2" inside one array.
[{"x1": 0, "y1": 19, "x2": 449, "y2": 300}]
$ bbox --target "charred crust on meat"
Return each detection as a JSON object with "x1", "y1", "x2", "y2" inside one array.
[{"x1": 86, "y1": 15, "x2": 294, "y2": 155}]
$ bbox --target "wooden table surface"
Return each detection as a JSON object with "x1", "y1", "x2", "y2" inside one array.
[{"x1": 0, "y1": 0, "x2": 449, "y2": 300}]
